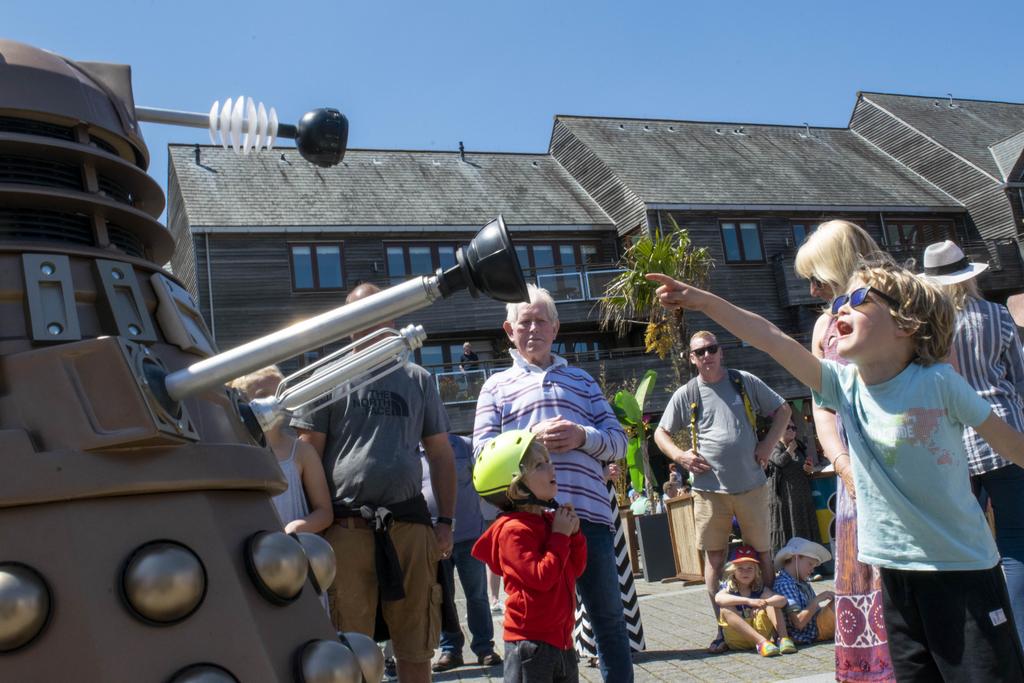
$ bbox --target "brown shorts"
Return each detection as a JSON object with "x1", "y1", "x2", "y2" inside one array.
[
  {"x1": 324, "y1": 520, "x2": 442, "y2": 663},
  {"x1": 693, "y1": 483, "x2": 770, "y2": 552}
]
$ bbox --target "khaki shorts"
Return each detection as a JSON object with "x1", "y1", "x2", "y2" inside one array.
[
  {"x1": 693, "y1": 483, "x2": 770, "y2": 552},
  {"x1": 324, "y1": 520, "x2": 442, "y2": 663}
]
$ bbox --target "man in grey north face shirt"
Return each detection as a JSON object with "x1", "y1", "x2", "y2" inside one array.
[{"x1": 654, "y1": 330, "x2": 790, "y2": 653}]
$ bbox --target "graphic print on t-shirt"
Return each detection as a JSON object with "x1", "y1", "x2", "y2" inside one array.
[
  {"x1": 865, "y1": 408, "x2": 954, "y2": 466},
  {"x1": 357, "y1": 389, "x2": 410, "y2": 417}
]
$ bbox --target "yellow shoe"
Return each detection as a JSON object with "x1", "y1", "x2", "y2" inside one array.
[
  {"x1": 778, "y1": 636, "x2": 797, "y2": 654},
  {"x1": 756, "y1": 640, "x2": 780, "y2": 657}
]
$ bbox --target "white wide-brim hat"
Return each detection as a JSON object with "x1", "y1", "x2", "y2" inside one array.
[
  {"x1": 918, "y1": 240, "x2": 988, "y2": 285},
  {"x1": 775, "y1": 537, "x2": 831, "y2": 569}
]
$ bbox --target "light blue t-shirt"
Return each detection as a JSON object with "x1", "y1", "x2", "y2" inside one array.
[{"x1": 813, "y1": 360, "x2": 998, "y2": 571}]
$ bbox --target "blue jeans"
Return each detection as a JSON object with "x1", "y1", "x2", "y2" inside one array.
[
  {"x1": 439, "y1": 539, "x2": 495, "y2": 657},
  {"x1": 974, "y1": 464, "x2": 1024, "y2": 648},
  {"x1": 577, "y1": 520, "x2": 633, "y2": 682}
]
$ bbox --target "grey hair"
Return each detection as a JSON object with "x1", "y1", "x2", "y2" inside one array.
[{"x1": 505, "y1": 284, "x2": 559, "y2": 324}]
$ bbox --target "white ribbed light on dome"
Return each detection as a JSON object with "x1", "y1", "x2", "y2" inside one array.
[{"x1": 208, "y1": 97, "x2": 279, "y2": 154}]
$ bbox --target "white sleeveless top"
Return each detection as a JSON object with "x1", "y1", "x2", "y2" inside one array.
[{"x1": 272, "y1": 441, "x2": 310, "y2": 526}]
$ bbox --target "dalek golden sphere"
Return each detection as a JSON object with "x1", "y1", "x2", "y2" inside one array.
[
  {"x1": 294, "y1": 532, "x2": 336, "y2": 594},
  {"x1": 122, "y1": 541, "x2": 206, "y2": 624},
  {"x1": 341, "y1": 631, "x2": 386, "y2": 683},
  {"x1": 246, "y1": 531, "x2": 309, "y2": 603},
  {"x1": 166, "y1": 663, "x2": 240, "y2": 682},
  {"x1": 0, "y1": 563, "x2": 50, "y2": 652},
  {"x1": 297, "y1": 639, "x2": 362, "y2": 683}
]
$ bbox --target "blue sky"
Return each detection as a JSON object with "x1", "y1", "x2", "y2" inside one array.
[{"x1": 8, "y1": 0, "x2": 1022, "y2": 219}]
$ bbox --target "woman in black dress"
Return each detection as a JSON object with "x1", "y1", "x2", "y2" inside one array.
[{"x1": 767, "y1": 421, "x2": 821, "y2": 558}]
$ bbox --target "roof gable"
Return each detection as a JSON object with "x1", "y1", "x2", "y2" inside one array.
[
  {"x1": 169, "y1": 146, "x2": 612, "y2": 229},
  {"x1": 990, "y1": 129, "x2": 1024, "y2": 182},
  {"x1": 860, "y1": 92, "x2": 1024, "y2": 180},
  {"x1": 552, "y1": 115, "x2": 960, "y2": 209}
]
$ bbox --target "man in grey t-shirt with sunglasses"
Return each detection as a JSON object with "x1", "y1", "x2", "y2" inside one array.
[{"x1": 654, "y1": 330, "x2": 790, "y2": 653}]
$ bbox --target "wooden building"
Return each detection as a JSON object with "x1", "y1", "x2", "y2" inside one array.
[{"x1": 168, "y1": 92, "x2": 1024, "y2": 432}]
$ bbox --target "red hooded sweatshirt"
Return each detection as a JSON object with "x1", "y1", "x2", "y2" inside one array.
[{"x1": 472, "y1": 511, "x2": 587, "y2": 650}]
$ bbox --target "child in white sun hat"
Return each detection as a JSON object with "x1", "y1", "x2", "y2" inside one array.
[{"x1": 773, "y1": 537, "x2": 836, "y2": 645}]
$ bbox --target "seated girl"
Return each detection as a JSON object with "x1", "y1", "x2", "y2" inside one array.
[
  {"x1": 773, "y1": 537, "x2": 836, "y2": 645},
  {"x1": 715, "y1": 545, "x2": 796, "y2": 656}
]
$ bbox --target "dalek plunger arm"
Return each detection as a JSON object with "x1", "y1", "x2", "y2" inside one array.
[{"x1": 160, "y1": 215, "x2": 528, "y2": 428}]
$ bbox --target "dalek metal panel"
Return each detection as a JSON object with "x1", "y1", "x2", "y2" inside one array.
[{"x1": 0, "y1": 39, "x2": 342, "y2": 681}]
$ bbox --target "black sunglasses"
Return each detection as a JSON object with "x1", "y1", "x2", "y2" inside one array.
[
  {"x1": 785, "y1": 424, "x2": 797, "y2": 431},
  {"x1": 830, "y1": 287, "x2": 900, "y2": 316},
  {"x1": 690, "y1": 344, "x2": 719, "y2": 357}
]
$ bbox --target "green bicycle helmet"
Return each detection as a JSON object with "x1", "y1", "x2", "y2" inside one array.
[{"x1": 474, "y1": 430, "x2": 558, "y2": 510}]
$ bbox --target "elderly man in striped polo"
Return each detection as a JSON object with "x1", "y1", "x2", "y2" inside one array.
[{"x1": 474, "y1": 284, "x2": 632, "y2": 683}]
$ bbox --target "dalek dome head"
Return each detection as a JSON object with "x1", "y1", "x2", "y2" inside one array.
[{"x1": 0, "y1": 39, "x2": 149, "y2": 170}]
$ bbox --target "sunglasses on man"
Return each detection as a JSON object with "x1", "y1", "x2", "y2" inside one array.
[
  {"x1": 690, "y1": 344, "x2": 719, "y2": 357},
  {"x1": 830, "y1": 287, "x2": 900, "y2": 316}
]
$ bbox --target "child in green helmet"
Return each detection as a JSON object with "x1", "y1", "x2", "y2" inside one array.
[{"x1": 472, "y1": 430, "x2": 587, "y2": 683}]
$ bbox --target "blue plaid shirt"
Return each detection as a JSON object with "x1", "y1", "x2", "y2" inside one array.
[{"x1": 773, "y1": 570, "x2": 818, "y2": 644}]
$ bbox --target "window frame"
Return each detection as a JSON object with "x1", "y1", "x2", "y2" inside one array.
[
  {"x1": 882, "y1": 219, "x2": 958, "y2": 248},
  {"x1": 718, "y1": 220, "x2": 765, "y2": 264},
  {"x1": 384, "y1": 241, "x2": 462, "y2": 281},
  {"x1": 289, "y1": 242, "x2": 345, "y2": 292},
  {"x1": 789, "y1": 221, "x2": 819, "y2": 247}
]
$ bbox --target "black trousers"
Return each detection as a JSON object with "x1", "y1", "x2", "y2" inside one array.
[
  {"x1": 503, "y1": 640, "x2": 578, "y2": 683},
  {"x1": 880, "y1": 565, "x2": 1024, "y2": 682}
]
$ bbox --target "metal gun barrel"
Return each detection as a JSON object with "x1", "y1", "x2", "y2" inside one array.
[{"x1": 164, "y1": 276, "x2": 441, "y2": 401}]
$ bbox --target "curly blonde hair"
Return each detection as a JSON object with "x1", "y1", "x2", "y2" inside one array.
[
  {"x1": 795, "y1": 220, "x2": 882, "y2": 297},
  {"x1": 852, "y1": 260, "x2": 955, "y2": 366}
]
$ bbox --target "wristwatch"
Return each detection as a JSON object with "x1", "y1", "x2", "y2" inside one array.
[{"x1": 436, "y1": 516, "x2": 453, "y2": 526}]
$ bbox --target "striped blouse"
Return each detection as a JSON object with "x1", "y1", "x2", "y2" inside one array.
[
  {"x1": 473, "y1": 351, "x2": 627, "y2": 527},
  {"x1": 953, "y1": 297, "x2": 1024, "y2": 475}
]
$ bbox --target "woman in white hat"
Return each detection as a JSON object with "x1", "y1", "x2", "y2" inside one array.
[
  {"x1": 773, "y1": 538, "x2": 836, "y2": 646},
  {"x1": 920, "y1": 239, "x2": 1024, "y2": 646}
]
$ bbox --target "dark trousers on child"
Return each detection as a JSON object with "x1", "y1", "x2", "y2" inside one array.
[
  {"x1": 503, "y1": 640, "x2": 578, "y2": 683},
  {"x1": 880, "y1": 565, "x2": 1024, "y2": 682}
]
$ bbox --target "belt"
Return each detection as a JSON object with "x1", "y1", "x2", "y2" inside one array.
[{"x1": 335, "y1": 517, "x2": 370, "y2": 530}]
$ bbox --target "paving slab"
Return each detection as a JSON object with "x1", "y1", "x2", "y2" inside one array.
[{"x1": 430, "y1": 576, "x2": 836, "y2": 682}]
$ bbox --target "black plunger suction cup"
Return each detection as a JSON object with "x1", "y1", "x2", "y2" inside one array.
[{"x1": 440, "y1": 215, "x2": 528, "y2": 303}]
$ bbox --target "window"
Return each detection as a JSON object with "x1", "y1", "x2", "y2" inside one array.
[
  {"x1": 385, "y1": 243, "x2": 461, "y2": 282},
  {"x1": 719, "y1": 222, "x2": 764, "y2": 263},
  {"x1": 884, "y1": 220, "x2": 956, "y2": 248},
  {"x1": 290, "y1": 243, "x2": 344, "y2": 290},
  {"x1": 791, "y1": 222, "x2": 818, "y2": 247}
]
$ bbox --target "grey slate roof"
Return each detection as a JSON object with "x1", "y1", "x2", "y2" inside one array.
[
  {"x1": 861, "y1": 92, "x2": 1024, "y2": 181},
  {"x1": 169, "y1": 146, "x2": 613, "y2": 228},
  {"x1": 552, "y1": 115, "x2": 961, "y2": 209},
  {"x1": 990, "y1": 129, "x2": 1024, "y2": 181}
]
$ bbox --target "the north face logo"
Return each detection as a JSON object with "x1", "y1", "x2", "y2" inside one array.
[{"x1": 358, "y1": 390, "x2": 410, "y2": 417}]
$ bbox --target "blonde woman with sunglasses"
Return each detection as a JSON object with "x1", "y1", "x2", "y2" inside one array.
[{"x1": 794, "y1": 220, "x2": 895, "y2": 683}]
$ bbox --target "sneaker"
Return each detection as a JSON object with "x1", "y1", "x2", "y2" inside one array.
[
  {"x1": 431, "y1": 652, "x2": 464, "y2": 673},
  {"x1": 777, "y1": 636, "x2": 797, "y2": 654},
  {"x1": 757, "y1": 640, "x2": 781, "y2": 657},
  {"x1": 383, "y1": 657, "x2": 397, "y2": 681},
  {"x1": 477, "y1": 652, "x2": 503, "y2": 666},
  {"x1": 490, "y1": 600, "x2": 504, "y2": 614}
]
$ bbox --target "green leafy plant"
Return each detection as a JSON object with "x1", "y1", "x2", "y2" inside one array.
[
  {"x1": 599, "y1": 215, "x2": 713, "y2": 381},
  {"x1": 612, "y1": 369, "x2": 657, "y2": 497}
]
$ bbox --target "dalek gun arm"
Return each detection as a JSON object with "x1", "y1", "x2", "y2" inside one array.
[
  {"x1": 160, "y1": 215, "x2": 528, "y2": 434},
  {"x1": 249, "y1": 324, "x2": 428, "y2": 432}
]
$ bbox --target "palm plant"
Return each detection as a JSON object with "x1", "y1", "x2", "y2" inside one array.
[{"x1": 599, "y1": 215, "x2": 713, "y2": 383}]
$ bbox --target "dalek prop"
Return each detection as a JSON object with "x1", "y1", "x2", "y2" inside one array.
[{"x1": 0, "y1": 39, "x2": 527, "y2": 682}]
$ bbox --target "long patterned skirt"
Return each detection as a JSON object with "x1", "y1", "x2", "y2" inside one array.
[{"x1": 834, "y1": 478, "x2": 895, "y2": 682}]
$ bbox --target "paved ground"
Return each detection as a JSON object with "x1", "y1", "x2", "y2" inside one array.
[{"x1": 430, "y1": 576, "x2": 836, "y2": 682}]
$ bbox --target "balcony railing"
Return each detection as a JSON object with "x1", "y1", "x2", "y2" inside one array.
[{"x1": 529, "y1": 263, "x2": 625, "y2": 303}]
